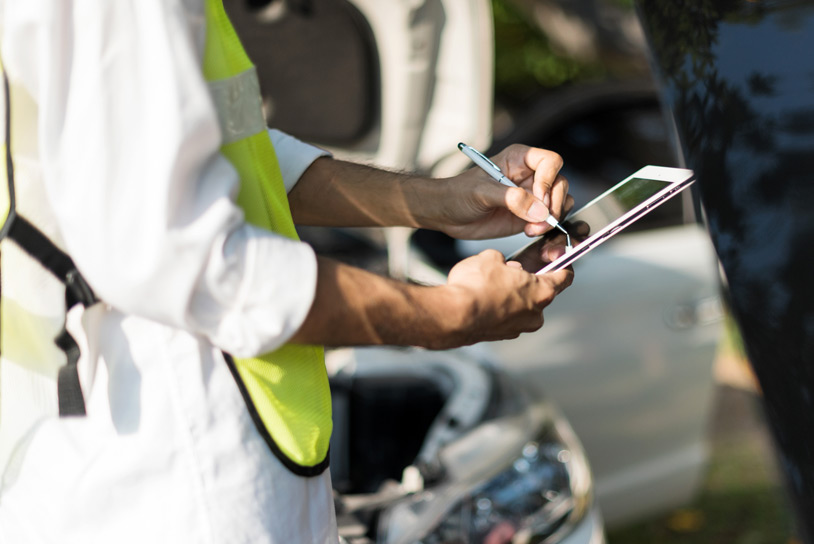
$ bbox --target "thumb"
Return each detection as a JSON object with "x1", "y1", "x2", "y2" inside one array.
[{"x1": 503, "y1": 186, "x2": 550, "y2": 223}]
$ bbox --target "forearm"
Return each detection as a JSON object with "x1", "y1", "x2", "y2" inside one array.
[
  {"x1": 287, "y1": 157, "x2": 447, "y2": 229},
  {"x1": 291, "y1": 251, "x2": 573, "y2": 350},
  {"x1": 291, "y1": 256, "x2": 466, "y2": 349},
  {"x1": 287, "y1": 149, "x2": 568, "y2": 241}
]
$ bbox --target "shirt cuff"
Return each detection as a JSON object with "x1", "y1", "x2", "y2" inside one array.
[
  {"x1": 189, "y1": 223, "x2": 318, "y2": 358},
  {"x1": 268, "y1": 129, "x2": 331, "y2": 194}
]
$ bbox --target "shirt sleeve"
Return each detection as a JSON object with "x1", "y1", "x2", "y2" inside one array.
[
  {"x1": 269, "y1": 129, "x2": 331, "y2": 194},
  {"x1": 4, "y1": 0, "x2": 321, "y2": 357}
]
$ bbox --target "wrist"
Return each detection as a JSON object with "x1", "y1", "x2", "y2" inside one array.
[
  {"x1": 400, "y1": 175, "x2": 451, "y2": 231},
  {"x1": 416, "y1": 284, "x2": 476, "y2": 349}
]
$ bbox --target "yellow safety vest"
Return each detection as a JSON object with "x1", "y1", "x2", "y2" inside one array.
[
  {"x1": 202, "y1": 0, "x2": 331, "y2": 476},
  {"x1": 0, "y1": 0, "x2": 332, "y2": 476}
]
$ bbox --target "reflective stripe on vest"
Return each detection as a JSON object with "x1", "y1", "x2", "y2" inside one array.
[{"x1": 203, "y1": 0, "x2": 332, "y2": 476}]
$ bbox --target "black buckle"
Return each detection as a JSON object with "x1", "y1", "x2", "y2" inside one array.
[{"x1": 66, "y1": 268, "x2": 97, "y2": 308}]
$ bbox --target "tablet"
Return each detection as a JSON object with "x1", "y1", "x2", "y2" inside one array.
[{"x1": 508, "y1": 165, "x2": 696, "y2": 274}]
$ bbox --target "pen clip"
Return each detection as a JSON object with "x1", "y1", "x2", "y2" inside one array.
[{"x1": 462, "y1": 144, "x2": 503, "y2": 174}]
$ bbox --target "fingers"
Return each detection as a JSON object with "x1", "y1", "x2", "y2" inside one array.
[
  {"x1": 502, "y1": 186, "x2": 550, "y2": 224},
  {"x1": 445, "y1": 251, "x2": 574, "y2": 347},
  {"x1": 477, "y1": 181, "x2": 552, "y2": 237},
  {"x1": 524, "y1": 147, "x2": 564, "y2": 205},
  {"x1": 477, "y1": 248, "x2": 506, "y2": 263},
  {"x1": 548, "y1": 174, "x2": 570, "y2": 220},
  {"x1": 563, "y1": 194, "x2": 575, "y2": 215},
  {"x1": 491, "y1": 248, "x2": 573, "y2": 307},
  {"x1": 506, "y1": 268, "x2": 572, "y2": 335},
  {"x1": 489, "y1": 144, "x2": 569, "y2": 230},
  {"x1": 541, "y1": 243, "x2": 568, "y2": 264},
  {"x1": 539, "y1": 267, "x2": 574, "y2": 297}
]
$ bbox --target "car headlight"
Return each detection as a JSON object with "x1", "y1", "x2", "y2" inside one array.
[{"x1": 377, "y1": 403, "x2": 592, "y2": 544}]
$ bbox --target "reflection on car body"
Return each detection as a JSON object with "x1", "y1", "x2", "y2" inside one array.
[{"x1": 638, "y1": 2, "x2": 814, "y2": 539}]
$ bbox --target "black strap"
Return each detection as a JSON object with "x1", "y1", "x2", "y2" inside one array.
[
  {"x1": 55, "y1": 324, "x2": 87, "y2": 416},
  {"x1": 5, "y1": 217, "x2": 96, "y2": 416},
  {"x1": 7, "y1": 216, "x2": 97, "y2": 308},
  {"x1": 2, "y1": 68, "x2": 95, "y2": 416},
  {"x1": 4, "y1": 218, "x2": 95, "y2": 416}
]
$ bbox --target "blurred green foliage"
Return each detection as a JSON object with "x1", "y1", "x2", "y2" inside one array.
[{"x1": 491, "y1": 0, "x2": 606, "y2": 101}]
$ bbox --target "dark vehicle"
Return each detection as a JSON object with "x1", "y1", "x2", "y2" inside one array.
[{"x1": 637, "y1": 2, "x2": 814, "y2": 541}]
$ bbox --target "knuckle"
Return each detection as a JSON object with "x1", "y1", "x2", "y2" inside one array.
[
  {"x1": 505, "y1": 187, "x2": 527, "y2": 208},
  {"x1": 557, "y1": 174, "x2": 569, "y2": 192},
  {"x1": 543, "y1": 269, "x2": 573, "y2": 293},
  {"x1": 548, "y1": 152, "x2": 564, "y2": 171},
  {"x1": 535, "y1": 284, "x2": 556, "y2": 306},
  {"x1": 526, "y1": 313, "x2": 543, "y2": 332},
  {"x1": 497, "y1": 144, "x2": 522, "y2": 166},
  {"x1": 508, "y1": 143, "x2": 526, "y2": 156},
  {"x1": 479, "y1": 248, "x2": 503, "y2": 262}
]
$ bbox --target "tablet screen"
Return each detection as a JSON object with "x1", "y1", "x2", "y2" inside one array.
[
  {"x1": 571, "y1": 177, "x2": 673, "y2": 235},
  {"x1": 509, "y1": 176, "x2": 689, "y2": 274}
]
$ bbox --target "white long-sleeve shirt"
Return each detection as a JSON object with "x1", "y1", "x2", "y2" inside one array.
[
  {"x1": 1, "y1": 0, "x2": 326, "y2": 358},
  {"x1": 0, "y1": 1, "x2": 337, "y2": 543}
]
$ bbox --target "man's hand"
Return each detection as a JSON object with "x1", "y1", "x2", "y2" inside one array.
[
  {"x1": 436, "y1": 250, "x2": 573, "y2": 348},
  {"x1": 288, "y1": 145, "x2": 571, "y2": 240},
  {"x1": 432, "y1": 144, "x2": 573, "y2": 240},
  {"x1": 291, "y1": 252, "x2": 573, "y2": 350}
]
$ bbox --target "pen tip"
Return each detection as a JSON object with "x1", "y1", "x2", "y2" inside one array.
[{"x1": 457, "y1": 142, "x2": 465, "y2": 150}]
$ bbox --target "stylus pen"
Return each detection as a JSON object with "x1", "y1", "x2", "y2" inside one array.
[{"x1": 457, "y1": 142, "x2": 569, "y2": 236}]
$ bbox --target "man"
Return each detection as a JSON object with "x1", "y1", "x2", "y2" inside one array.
[{"x1": 0, "y1": 1, "x2": 572, "y2": 542}]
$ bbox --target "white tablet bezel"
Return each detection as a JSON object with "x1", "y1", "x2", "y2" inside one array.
[{"x1": 508, "y1": 165, "x2": 697, "y2": 274}]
